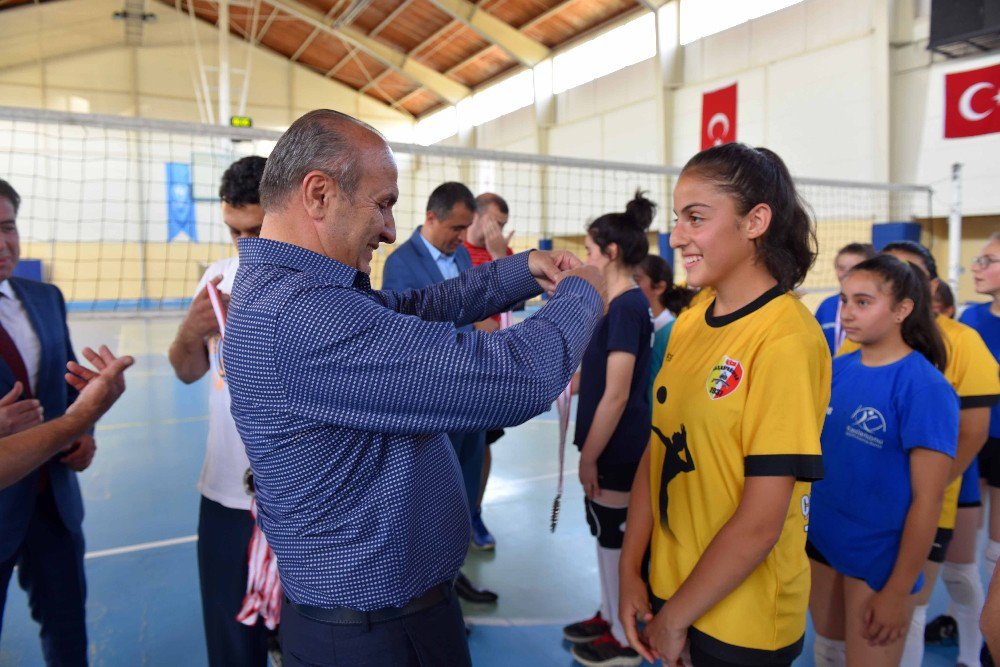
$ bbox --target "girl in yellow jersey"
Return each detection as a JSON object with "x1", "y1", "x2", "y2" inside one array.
[{"x1": 619, "y1": 143, "x2": 830, "y2": 667}]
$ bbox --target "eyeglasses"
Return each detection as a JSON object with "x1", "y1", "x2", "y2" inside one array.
[{"x1": 972, "y1": 255, "x2": 1000, "y2": 270}]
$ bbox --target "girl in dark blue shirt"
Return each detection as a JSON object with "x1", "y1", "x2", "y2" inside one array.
[
  {"x1": 562, "y1": 192, "x2": 654, "y2": 667},
  {"x1": 808, "y1": 255, "x2": 957, "y2": 667}
]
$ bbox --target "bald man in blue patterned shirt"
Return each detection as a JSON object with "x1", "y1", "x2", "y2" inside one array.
[{"x1": 223, "y1": 109, "x2": 605, "y2": 667}]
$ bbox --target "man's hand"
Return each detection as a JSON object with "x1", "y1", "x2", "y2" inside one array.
[
  {"x1": 528, "y1": 250, "x2": 585, "y2": 294},
  {"x1": 60, "y1": 434, "x2": 96, "y2": 472},
  {"x1": 483, "y1": 216, "x2": 514, "y2": 261},
  {"x1": 65, "y1": 346, "x2": 134, "y2": 424},
  {"x1": 0, "y1": 382, "x2": 43, "y2": 437},
  {"x1": 555, "y1": 264, "x2": 607, "y2": 308},
  {"x1": 179, "y1": 275, "x2": 227, "y2": 343}
]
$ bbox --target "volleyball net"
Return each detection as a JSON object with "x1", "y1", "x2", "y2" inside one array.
[{"x1": 0, "y1": 105, "x2": 933, "y2": 311}]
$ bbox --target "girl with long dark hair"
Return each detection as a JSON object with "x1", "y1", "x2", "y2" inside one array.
[
  {"x1": 619, "y1": 143, "x2": 830, "y2": 667},
  {"x1": 808, "y1": 255, "x2": 957, "y2": 666}
]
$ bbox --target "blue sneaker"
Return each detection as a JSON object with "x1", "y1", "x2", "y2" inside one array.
[{"x1": 471, "y1": 510, "x2": 496, "y2": 550}]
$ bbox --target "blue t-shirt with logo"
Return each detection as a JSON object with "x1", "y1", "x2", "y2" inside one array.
[
  {"x1": 809, "y1": 350, "x2": 958, "y2": 592},
  {"x1": 814, "y1": 294, "x2": 840, "y2": 355},
  {"x1": 960, "y1": 303, "x2": 1000, "y2": 439}
]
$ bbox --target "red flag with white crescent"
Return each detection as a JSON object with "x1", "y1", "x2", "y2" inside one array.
[
  {"x1": 945, "y1": 63, "x2": 1000, "y2": 139},
  {"x1": 701, "y1": 83, "x2": 737, "y2": 150}
]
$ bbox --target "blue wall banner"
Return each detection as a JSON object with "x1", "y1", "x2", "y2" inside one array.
[{"x1": 166, "y1": 162, "x2": 197, "y2": 242}]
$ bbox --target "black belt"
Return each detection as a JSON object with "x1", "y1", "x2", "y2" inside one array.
[{"x1": 287, "y1": 581, "x2": 453, "y2": 626}]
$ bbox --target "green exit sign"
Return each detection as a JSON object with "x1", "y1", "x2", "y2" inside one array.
[{"x1": 230, "y1": 116, "x2": 253, "y2": 128}]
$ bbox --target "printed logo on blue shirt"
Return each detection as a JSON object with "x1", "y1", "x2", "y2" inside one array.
[{"x1": 846, "y1": 405, "x2": 887, "y2": 448}]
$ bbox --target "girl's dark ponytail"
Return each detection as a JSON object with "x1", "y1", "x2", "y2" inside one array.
[{"x1": 588, "y1": 190, "x2": 655, "y2": 267}]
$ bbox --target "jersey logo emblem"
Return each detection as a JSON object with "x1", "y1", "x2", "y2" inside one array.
[
  {"x1": 706, "y1": 355, "x2": 743, "y2": 400},
  {"x1": 846, "y1": 405, "x2": 887, "y2": 448},
  {"x1": 651, "y1": 424, "x2": 696, "y2": 534}
]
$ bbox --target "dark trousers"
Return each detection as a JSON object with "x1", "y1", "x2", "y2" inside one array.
[
  {"x1": 281, "y1": 587, "x2": 471, "y2": 667},
  {"x1": 0, "y1": 485, "x2": 87, "y2": 666},
  {"x1": 448, "y1": 431, "x2": 485, "y2": 513},
  {"x1": 197, "y1": 495, "x2": 270, "y2": 667}
]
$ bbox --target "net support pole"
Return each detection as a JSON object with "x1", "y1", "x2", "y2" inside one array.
[
  {"x1": 948, "y1": 162, "x2": 962, "y2": 299},
  {"x1": 533, "y1": 60, "x2": 554, "y2": 249},
  {"x1": 653, "y1": 2, "x2": 681, "y2": 267},
  {"x1": 218, "y1": 0, "x2": 231, "y2": 126}
]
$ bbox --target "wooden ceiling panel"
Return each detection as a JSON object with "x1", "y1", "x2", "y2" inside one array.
[
  {"x1": 259, "y1": 15, "x2": 318, "y2": 57},
  {"x1": 450, "y1": 48, "x2": 516, "y2": 86},
  {"x1": 524, "y1": 0, "x2": 638, "y2": 45},
  {"x1": 331, "y1": 50, "x2": 389, "y2": 88},
  {"x1": 375, "y1": 71, "x2": 420, "y2": 99},
  {"x1": 296, "y1": 30, "x2": 352, "y2": 66},
  {"x1": 417, "y1": 26, "x2": 489, "y2": 72},
  {"x1": 480, "y1": 0, "x2": 560, "y2": 29},
  {"x1": 350, "y1": 0, "x2": 407, "y2": 35},
  {"x1": 372, "y1": 0, "x2": 454, "y2": 53},
  {"x1": 4, "y1": 0, "x2": 651, "y2": 119},
  {"x1": 400, "y1": 89, "x2": 442, "y2": 116}
]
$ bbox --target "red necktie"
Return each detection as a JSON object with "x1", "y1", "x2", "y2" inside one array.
[{"x1": 0, "y1": 320, "x2": 32, "y2": 399}]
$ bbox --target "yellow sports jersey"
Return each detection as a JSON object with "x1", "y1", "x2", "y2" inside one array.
[
  {"x1": 839, "y1": 315, "x2": 1000, "y2": 529},
  {"x1": 649, "y1": 286, "x2": 830, "y2": 661},
  {"x1": 688, "y1": 286, "x2": 715, "y2": 308}
]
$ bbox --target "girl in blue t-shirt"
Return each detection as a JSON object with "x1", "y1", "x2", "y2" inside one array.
[
  {"x1": 963, "y1": 232, "x2": 1000, "y2": 594},
  {"x1": 561, "y1": 192, "x2": 654, "y2": 667},
  {"x1": 808, "y1": 254, "x2": 958, "y2": 667},
  {"x1": 814, "y1": 242, "x2": 876, "y2": 354}
]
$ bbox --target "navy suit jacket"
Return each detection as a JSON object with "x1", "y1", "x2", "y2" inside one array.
[
  {"x1": 0, "y1": 278, "x2": 82, "y2": 561},
  {"x1": 381, "y1": 227, "x2": 474, "y2": 331}
]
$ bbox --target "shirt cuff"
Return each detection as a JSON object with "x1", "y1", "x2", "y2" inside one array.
[{"x1": 494, "y1": 251, "x2": 543, "y2": 305}]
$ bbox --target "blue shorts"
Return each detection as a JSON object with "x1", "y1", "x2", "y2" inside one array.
[{"x1": 959, "y1": 459, "x2": 983, "y2": 508}]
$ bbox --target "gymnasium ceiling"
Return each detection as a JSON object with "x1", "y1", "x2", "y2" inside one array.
[{"x1": 0, "y1": 0, "x2": 654, "y2": 118}]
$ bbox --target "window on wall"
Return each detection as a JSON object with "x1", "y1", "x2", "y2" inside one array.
[
  {"x1": 552, "y1": 14, "x2": 656, "y2": 94},
  {"x1": 679, "y1": 0, "x2": 805, "y2": 45},
  {"x1": 414, "y1": 107, "x2": 458, "y2": 146},
  {"x1": 469, "y1": 70, "x2": 534, "y2": 126}
]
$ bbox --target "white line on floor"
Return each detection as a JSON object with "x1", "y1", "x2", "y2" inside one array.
[
  {"x1": 465, "y1": 616, "x2": 572, "y2": 627},
  {"x1": 84, "y1": 535, "x2": 197, "y2": 560},
  {"x1": 96, "y1": 414, "x2": 208, "y2": 432}
]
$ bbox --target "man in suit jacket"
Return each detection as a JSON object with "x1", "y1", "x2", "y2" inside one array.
[
  {"x1": 381, "y1": 182, "x2": 498, "y2": 605},
  {"x1": 0, "y1": 178, "x2": 93, "y2": 666}
]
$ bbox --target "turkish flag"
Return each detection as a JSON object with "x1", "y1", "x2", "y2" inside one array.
[
  {"x1": 701, "y1": 83, "x2": 737, "y2": 150},
  {"x1": 944, "y1": 63, "x2": 1000, "y2": 138}
]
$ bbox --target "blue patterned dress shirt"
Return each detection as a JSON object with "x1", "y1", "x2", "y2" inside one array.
[{"x1": 224, "y1": 238, "x2": 602, "y2": 610}]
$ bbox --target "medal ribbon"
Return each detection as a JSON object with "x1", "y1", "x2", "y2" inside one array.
[
  {"x1": 550, "y1": 382, "x2": 572, "y2": 532},
  {"x1": 236, "y1": 498, "x2": 283, "y2": 630}
]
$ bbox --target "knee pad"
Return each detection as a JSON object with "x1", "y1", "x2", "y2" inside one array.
[
  {"x1": 943, "y1": 562, "x2": 985, "y2": 608},
  {"x1": 812, "y1": 634, "x2": 846, "y2": 667},
  {"x1": 584, "y1": 499, "x2": 627, "y2": 549}
]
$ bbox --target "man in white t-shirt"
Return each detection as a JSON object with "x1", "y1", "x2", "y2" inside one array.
[{"x1": 168, "y1": 156, "x2": 271, "y2": 667}]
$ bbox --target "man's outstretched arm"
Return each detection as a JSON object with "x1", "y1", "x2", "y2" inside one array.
[{"x1": 0, "y1": 347, "x2": 133, "y2": 489}]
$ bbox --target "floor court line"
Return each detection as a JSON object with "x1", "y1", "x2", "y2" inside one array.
[
  {"x1": 84, "y1": 535, "x2": 198, "y2": 560},
  {"x1": 96, "y1": 414, "x2": 208, "y2": 431}
]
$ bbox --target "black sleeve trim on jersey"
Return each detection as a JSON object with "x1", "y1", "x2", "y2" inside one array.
[
  {"x1": 689, "y1": 627, "x2": 804, "y2": 664},
  {"x1": 960, "y1": 394, "x2": 1000, "y2": 409},
  {"x1": 744, "y1": 454, "x2": 824, "y2": 481}
]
